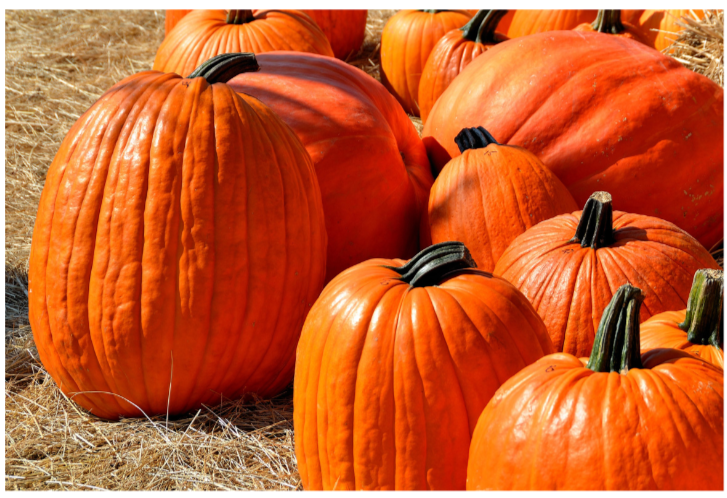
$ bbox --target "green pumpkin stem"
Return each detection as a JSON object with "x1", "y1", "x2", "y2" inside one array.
[
  {"x1": 420, "y1": 10, "x2": 447, "y2": 14},
  {"x1": 680, "y1": 269, "x2": 723, "y2": 348},
  {"x1": 455, "y1": 127, "x2": 500, "y2": 153},
  {"x1": 569, "y1": 191, "x2": 615, "y2": 249},
  {"x1": 460, "y1": 10, "x2": 508, "y2": 44},
  {"x1": 226, "y1": 10, "x2": 255, "y2": 24},
  {"x1": 591, "y1": 10, "x2": 625, "y2": 34},
  {"x1": 586, "y1": 284, "x2": 644, "y2": 373},
  {"x1": 188, "y1": 53, "x2": 259, "y2": 84},
  {"x1": 388, "y1": 241, "x2": 477, "y2": 287}
]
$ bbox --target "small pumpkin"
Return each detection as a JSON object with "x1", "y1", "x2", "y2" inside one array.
[
  {"x1": 419, "y1": 10, "x2": 508, "y2": 123},
  {"x1": 28, "y1": 54, "x2": 328, "y2": 420},
  {"x1": 295, "y1": 242, "x2": 555, "y2": 490},
  {"x1": 380, "y1": 9, "x2": 472, "y2": 116},
  {"x1": 427, "y1": 127, "x2": 578, "y2": 272},
  {"x1": 636, "y1": 9, "x2": 705, "y2": 51},
  {"x1": 494, "y1": 192, "x2": 720, "y2": 357},
  {"x1": 506, "y1": 9, "x2": 597, "y2": 38},
  {"x1": 302, "y1": 10, "x2": 368, "y2": 60},
  {"x1": 164, "y1": 9, "x2": 191, "y2": 36},
  {"x1": 467, "y1": 283, "x2": 724, "y2": 490},
  {"x1": 641, "y1": 269, "x2": 723, "y2": 368},
  {"x1": 153, "y1": 10, "x2": 333, "y2": 77},
  {"x1": 574, "y1": 9, "x2": 647, "y2": 43}
]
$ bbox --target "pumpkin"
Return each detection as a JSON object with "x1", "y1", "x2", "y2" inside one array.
[
  {"x1": 428, "y1": 127, "x2": 578, "y2": 272},
  {"x1": 467, "y1": 283, "x2": 724, "y2": 490},
  {"x1": 641, "y1": 269, "x2": 723, "y2": 368},
  {"x1": 225, "y1": 52, "x2": 433, "y2": 281},
  {"x1": 418, "y1": 10, "x2": 508, "y2": 123},
  {"x1": 153, "y1": 10, "x2": 333, "y2": 77},
  {"x1": 574, "y1": 9, "x2": 646, "y2": 43},
  {"x1": 422, "y1": 31, "x2": 724, "y2": 249},
  {"x1": 636, "y1": 9, "x2": 705, "y2": 51},
  {"x1": 302, "y1": 10, "x2": 368, "y2": 60},
  {"x1": 27, "y1": 54, "x2": 328, "y2": 420},
  {"x1": 506, "y1": 9, "x2": 597, "y2": 37},
  {"x1": 466, "y1": 9, "x2": 514, "y2": 34},
  {"x1": 294, "y1": 241, "x2": 555, "y2": 490},
  {"x1": 494, "y1": 191, "x2": 720, "y2": 357},
  {"x1": 164, "y1": 9, "x2": 191, "y2": 36},
  {"x1": 621, "y1": 9, "x2": 644, "y2": 24},
  {"x1": 380, "y1": 9, "x2": 472, "y2": 116}
]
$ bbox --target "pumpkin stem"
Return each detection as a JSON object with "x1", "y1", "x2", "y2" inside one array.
[
  {"x1": 680, "y1": 269, "x2": 723, "y2": 348},
  {"x1": 586, "y1": 284, "x2": 644, "y2": 373},
  {"x1": 569, "y1": 191, "x2": 615, "y2": 249},
  {"x1": 419, "y1": 10, "x2": 447, "y2": 14},
  {"x1": 460, "y1": 10, "x2": 508, "y2": 44},
  {"x1": 187, "y1": 53, "x2": 260, "y2": 84},
  {"x1": 591, "y1": 10, "x2": 626, "y2": 34},
  {"x1": 226, "y1": 10, "x2": 255, "y2": 24},
  {"x1": 454, "y1": 127, "x2": 500, "y2": 153},
  {"x1": 388, "y1": 241, "x2": 477, "y2": 287}
]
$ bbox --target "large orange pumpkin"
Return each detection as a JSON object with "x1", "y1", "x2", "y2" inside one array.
[
  {"x1": 636, "y1": 9, "x2": 705, "y2": 51},
  {"x1": 428, "y1": 127, "x2": 578, "y2": 272},
  {"x1": 164, "y1": 9, "x2": 191, "y2": 36},
  {"x1": 506, "y1": 9, "x2": 597, "y2": 37},
  {"x1": 225, "y1": 52, "x2": 433, "y2": 281},
  {"x1": 422, "y1": 31, "x2": 724, "y2": 249},
  {"x1": 494, "y1": 192, "x2": 720, "y2": 357},
  {"x1": 418, "y1": 10, "x2": 508, "y2": 123},
  {"x1": 641, "y1": 268, "x2": 723, "y2": 368},
  {"x1": 294, "y1": 242, "x2": 555, "y2": 490},
  {"x1": 27, "y1": 54, "x2": 327, "y2": 420},
  {"x1": 153, "y1": 10, "x2": 333, "y2": 77},
  {"x1": 467, "y1": 284, "x2": 724, "y2": 490},
  {"x1": 380, "y1": 9, "x2": 471, "y2": 116},
  {"x1": 573, "y1": 9, "x2": 646, "y2": 43},
  {"x1": 302, "y1": 10, "x2": 368, "y2": 60}
]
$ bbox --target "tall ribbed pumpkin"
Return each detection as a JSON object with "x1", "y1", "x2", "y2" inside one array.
[
  {"x1": 380, "y1": 9, "x2": 471, "y2": 116},
  {"x1": 506, "y1": 9, "x2": 597, "y2": 37},
  {"x1": 226, "y1": 52, "x2": 433, "y2": 281},
  {"x1": 294, "y1": 242, "x2": 554, "y2": 490},
  {"x1": 636, "y1": 9, "x2": 705, "y2": 51},
  {"x1": 423, "y1": 31, "x2": 724, "y2": 249},
  {"x1": 28, "y1": 54, "x2": 327, "y2": 420},
  {"x1": 302, "y1": 10, "x2": 368, "y2": 60},
  {"x1": 494, "y1": 192, "x2": 720, "y2": 357},
  {"x1": 164, "y1": 9, "x2": 191, "y2": 36},
  {"x1": 153, "y1": 10, "x2": 333, "y2": 77}
]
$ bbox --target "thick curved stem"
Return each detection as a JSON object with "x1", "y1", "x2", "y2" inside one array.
[
  {"x1": 681, "y1": 269, "x2": 723, "y2": 348},
  {"x1": 460, "y1": 10, "x2": 508, "y2": 44},
  {"x1": 388, "y1": 241, "x2": 477, "y2": 287},
  {"x1": 587, "y1": 284, "x2": 644, "y2": 373},
  {"x1": 454, "y1": 127, "x2": 500, "y2": 153},
  {"x1": 226, "y1": 10, "x2": 255, "y2": 24},
  {"x1": 569, "y1": 191, "x2": 615, "y2": 249},
  {"x1": 591, "y1": 10, "x2": 625, "y2": 34},
  {"x1": 188, "y1": 53, "x2": 259, "y2": 84}
]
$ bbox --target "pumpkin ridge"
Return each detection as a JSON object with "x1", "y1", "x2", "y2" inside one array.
[{"x1": 595, "y1": 248, "x2": 662, "y2": 319}]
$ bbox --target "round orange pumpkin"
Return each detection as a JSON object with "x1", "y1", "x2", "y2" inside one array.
[
  {"x1": 418, "y1": 10, "x2": 508, "y2": 123},
  {"x1": 636, "y1": 9, "x2": 705, "y2": 51},
  {"x1": 294, "y1": 242, "x2": 555, "y2": 490},
  {"x1": 153, "y1": 10, "x2": 333, "y2": 77},
  {"x1": 302, "y1": 10, "x2": 368, "y2": 60},
  {"x1": 422, "y1": 31, "x2": 724, "y2": 249},
  {"x1": 574, "y1": 9, "x2": 647, "y2": 43},
  {"x1": 225, "y1": 52, "x2": 433, "y2": 281},
  {"x1": 164, "y1": 9, "x2": 191, "y2": 36},
  {"x1": 494, "y1": 191, "x2": 720, "y2": 357},
  {"x1": 380, "y1": 9, "x2": 471, "y2": 116},
  {"x1": 641, "y1": 268, "x2": 723, "y2": 368},
  {"x1": 427, "y1": 127, "x2": 578, "y2": 272},
  {"x1": 506, "y1": 9, "x2": 597, "y2": 37},
  {"x1": 28, "y1": 54, "x2": 328, "y2": 420},
  {"x1": 467, "y1": 283, "x2": 724, "y2": 490}
]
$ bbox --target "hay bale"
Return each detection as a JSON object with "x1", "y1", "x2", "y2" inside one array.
[{"x1": 663, "y1": 9, "x2": 723, "y2": 87}]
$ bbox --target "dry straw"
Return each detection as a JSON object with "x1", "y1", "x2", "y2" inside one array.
[{"x1": 662, "y1": 9, "x2": 724, "y2": 87}]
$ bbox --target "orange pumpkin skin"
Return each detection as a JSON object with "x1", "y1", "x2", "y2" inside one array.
[
  {"x1": 422, "y1": 31, "x2": 724, "y2": 249},
  {"x1": 294, "y1": 243, "x2": 555, "y2": 490},
  {"x1": 465, "y1": 9, "x2": 514, "y2": 34},
  {"x1": 621, "y1": 9, "x2": 644, "y2": 24},
  {"x1": 506, "y1": 9, "x2": 597, "y2": 37},
  {"x1": 302, "y1": 10, "x2": 367, "y2": 60},
  {"x1": 428, "y1": 128, "x2": 578, "y2": 272},
  {"x1": 380, "y1": 10, "x2": 472, "y2": 116},
  {"x1": 494, "y1": 193, "x2": 720, "y2": 357},
  {"x1": 637, "y1": 9, "x2": 705, "y2": 51},
  {"x1": 419, "y1": 11, "x2": 508, "y2": 123},
  {"x1": 153, "y1": 10, "x2": 334, "y2": 77},
  {"x1": 641, "y1": 311, "x2": 724, "y2": 368},
  {"x1": 27, "y1": 59, "x2": 327, "y2": 420},
  {"x1": 226, "y1": 52, "x2": 433, "y2": 281},
  {"x1": 164, "y1": 9, "x2": 191, "y2": 36},
  {"x1": 573, "y1": 10, "x2": 647, "y2": 44},
  {"x1": 467, "y1": 349, "x2": 723, "y2": 489}
]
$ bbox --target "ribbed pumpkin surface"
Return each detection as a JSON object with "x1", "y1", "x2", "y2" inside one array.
[
  {"x1": 302, "y1": 10, "x2": 367, "y2": 59},
  {"x1": 506, "y1": 9, "x2": 597, "y2": 37},
  {"x1": 641, "y1": 310, "x2": 724, "y2": 368}
]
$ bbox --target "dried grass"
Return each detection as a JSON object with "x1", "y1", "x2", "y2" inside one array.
[{"x1": 662, "y1": 9, "x2": 724, "y2": 87}]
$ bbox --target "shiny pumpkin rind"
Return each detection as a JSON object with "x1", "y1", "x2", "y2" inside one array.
[{"x1": 302, "y1": 10, "x2": 368, "y2": 60}]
